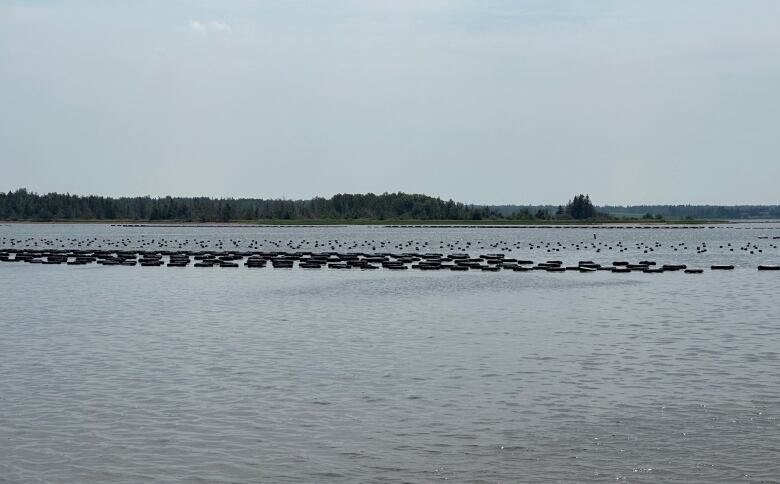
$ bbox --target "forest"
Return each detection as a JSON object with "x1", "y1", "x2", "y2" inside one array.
[
  {"x1": 0, "y1": 189, "x2": 498, "y2": 222},
  {"x1": 3, "y1": 189, "x2": 775, "y2": 222}
]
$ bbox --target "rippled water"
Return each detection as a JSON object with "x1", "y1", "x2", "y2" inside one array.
[{"x1": 1, "y1": 223, "x2": 779, "y2": 482}]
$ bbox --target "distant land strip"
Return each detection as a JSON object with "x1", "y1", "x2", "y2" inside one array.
[{"x1": 1, "y1": 189, "x2": 778, "y2": 223}]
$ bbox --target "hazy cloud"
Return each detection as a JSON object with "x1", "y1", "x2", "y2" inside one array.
[{"x1": 189, "y1": 20, "x2": 232, "y2": 35}]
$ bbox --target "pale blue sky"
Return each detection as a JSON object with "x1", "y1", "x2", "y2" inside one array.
[{"x1": 1, "y1": 0, "x2": 778, "y2": 204}]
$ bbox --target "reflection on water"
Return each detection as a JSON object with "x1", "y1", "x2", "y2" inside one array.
[{"x1": 1, "y1": 224, "x2": 779, "y2": 482}]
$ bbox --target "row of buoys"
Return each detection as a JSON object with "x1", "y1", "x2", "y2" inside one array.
[
  {"x1": 104, "y1": 223, "x2": 724, "y2": 229},
  {"x1": 384, "y1": 225, "x2": 718, "y2": 229},
  {"x1": 4, "y1": 234, "x2": 778, "y2": 256},
  {"x1": 2, "y1": 249, "x2": 778, "y2": 273}
]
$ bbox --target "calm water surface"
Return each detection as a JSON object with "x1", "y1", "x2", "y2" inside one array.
[{"x1": 1, "y1": 224, "x2": 779, "y2": 482}]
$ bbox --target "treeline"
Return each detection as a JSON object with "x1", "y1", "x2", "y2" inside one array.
[
  {"x1": 0, "y1": 189, "x2": 499, "y2": 222},
  {"x1": 6, "y1": 188, "x2": 773, "y2": 222},
  {"x1": 493, "y1": 203, "x2": 780, "y2": 220},
  {"x1": 496, "y1": 194, "x2": 609, "y2": 220},
  {"x1": 601, "y1": 205, "x2": 780, "y2": 220}
]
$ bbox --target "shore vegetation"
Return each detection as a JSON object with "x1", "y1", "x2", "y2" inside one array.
[{"x1": 0, "y1": 189, "x2": 736, "y2": 224}]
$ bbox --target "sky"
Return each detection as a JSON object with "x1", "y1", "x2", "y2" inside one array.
[{"x1": 1, "y1": 0, "x2": 779, "y2": 205}]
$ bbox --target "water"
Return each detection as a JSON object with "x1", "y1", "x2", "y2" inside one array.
[{"x1": 1, "y1": 223, "x2": 779, "y2": 482}]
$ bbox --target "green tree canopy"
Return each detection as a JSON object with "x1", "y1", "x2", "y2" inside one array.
[{"x1": 0, "y1": 189, "x2": 502, "y2": 222}]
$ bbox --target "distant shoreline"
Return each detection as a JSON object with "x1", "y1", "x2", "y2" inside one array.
[{"x1": 0, "y1": 218, "x2": 731, "y2": 227}]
